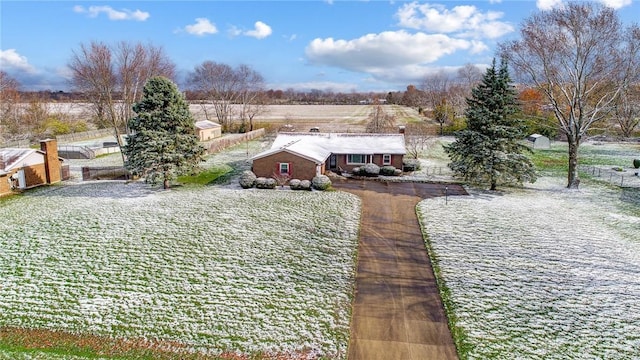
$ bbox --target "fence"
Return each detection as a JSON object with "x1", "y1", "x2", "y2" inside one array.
[
  {"x1": 58, "y1": 145, "x2": 96, "y2": 159},
  {"x1": 206, "y1": 128, "x2": 265, "y2": 154},
  {"x1": 0, "y1": 139, "x2": 30, "y2": 148},
  {"x1": 81, "y1": 166, "x2": 129, "y2": 181},
  {"x1": 56, "y1": 129, "x2": 114, "y2": 143},
  {"x1": 580, "y1": 165, "x2": 640, "y2": 188}
]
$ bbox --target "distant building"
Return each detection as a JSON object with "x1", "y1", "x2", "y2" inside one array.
[
  {"x1": 526, "y1": 134, "x2": 550, "y2": 149},
  {"x1": 195, "y1": 120, "x2": 222, "y2": 141}
]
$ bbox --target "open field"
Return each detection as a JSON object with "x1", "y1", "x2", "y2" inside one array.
[
  {"x1": 418, "y1": 140, "x2": 640, "y2": 359},
  {"x1": 42, "y1": 103, "x2": 423, "y2": 134},
  {"x1": 0, "y1": 140, "x2": 361, "y2": 358}
]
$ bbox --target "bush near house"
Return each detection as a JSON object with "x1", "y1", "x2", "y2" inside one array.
[
  {"x1": 239, "y1": 170, "x2": 257, "y2": 189},
  {"x1": 255, "y1": 177, "x2": 277, "y2": 189},
  {"x1": 312, "y1": 175, "x2": 332, "y2": 190},
  {"x1": 380, "y1": 166, "x2": 400, "y2": 176},
  {"x1": 289, "y1": 179, "x2": 312, "y2": 191}
]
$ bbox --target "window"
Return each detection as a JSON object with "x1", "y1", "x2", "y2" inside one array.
[
  {"x1": 383, "y1": 154, "x2": 391, "y2": 165},
  {"x1": 347, "y1": 154, "x2": 367, "y2": 165},
  {"x1": 279, "y1": 162, "x2": 290, "y2": 174}
]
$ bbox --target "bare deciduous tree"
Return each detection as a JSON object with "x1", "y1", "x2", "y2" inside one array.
[
  {"x1": 501, "y1": 2, "x2": 640, "y2": 188},
  {"x1": 236, "y1": 64, "x2": 266, "y2": 132},
  {"x1": 0, "y1": 71, "x2": 21, "y2": 140},
  {"x1": 187, "y1": 62, "x2": 265, "y2": 133},
  {"x1": 366, "y1": 101, "x2": 396, "y2": 133},
  {"x1": 613, "y1": 84, "x2": 640, "y2": 138},
  {"x1": 68, "y1": 41, "x2": 176, "y2": 152}
]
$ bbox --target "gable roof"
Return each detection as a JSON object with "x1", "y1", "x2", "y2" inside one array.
[
  {"x1": 0, "y1": 148, "x2": 41, "y2": 172},
  {"x1": 195, "y1": 120, "x2": 222, "y2": 130},
  {"x1": 252, "y1": 132, "x2": 406, "y2": 163}
]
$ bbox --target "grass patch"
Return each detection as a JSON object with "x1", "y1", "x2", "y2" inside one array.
[{"x1": 178, "y1": 165, "x2": 233, "y2": 185}]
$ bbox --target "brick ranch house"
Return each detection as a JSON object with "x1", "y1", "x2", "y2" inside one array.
[
  {"x1": 0, "y1": 139, "x2": 64, "y2": 197},
  {"x1": 251, "y1": 133, "x2": 406, "y2": 181}
]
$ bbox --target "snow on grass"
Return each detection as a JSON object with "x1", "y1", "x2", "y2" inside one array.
[
  {"x1": 0, "y1": 182, "x2": 361, "y2": 358},
  {"x1": 418, "y1": 176, "x2": 640, "y2": 359}
]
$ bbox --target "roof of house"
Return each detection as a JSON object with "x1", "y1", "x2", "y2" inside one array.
[
  {"x1": 195, "y1": 120, "x2": 222, "y2": 130},
  {"x1": 0, "y1": 148, "x2": 40, "y2": 172},
  {"x1": 252, "y1": 132, "x2": 406, "y2": 163}
]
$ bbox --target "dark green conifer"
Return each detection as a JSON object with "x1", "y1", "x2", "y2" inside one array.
[
  {"x1": 123, "y1": 76, "x2": 205, "y2": 189},
  {"x1": 445, "y1": 58, "x2": 536, "y2": 190}
]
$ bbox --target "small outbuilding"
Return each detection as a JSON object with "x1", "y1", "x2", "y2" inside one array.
[
  {"x1": 195, "y1": 120, "x2": 222, "y2": 141},
  {"x1": 526, "y1": 134, "x2": 550, "y2": 149}
]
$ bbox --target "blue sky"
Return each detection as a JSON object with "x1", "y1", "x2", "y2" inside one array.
[{"x1": 1, "y1": 0, "x2": 638, "y2": 93}]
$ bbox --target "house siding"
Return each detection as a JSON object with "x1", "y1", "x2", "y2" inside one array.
[
  {"x1": 252, "y1": 152, "x2": 319, "y2": 181},
  {"x1": 335, "y1": 153, "x2": 403, "y2": 172},
  {"x1": 0, "y1": 173, "x2": 11, "y2": 196},
  {"x1": 197, "y1": 127, "x2": 222, "y2": 141}
]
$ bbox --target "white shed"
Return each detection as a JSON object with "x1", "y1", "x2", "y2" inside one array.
[{"x1": 526, "y1": 134, "x2": 550, "y2": 149}]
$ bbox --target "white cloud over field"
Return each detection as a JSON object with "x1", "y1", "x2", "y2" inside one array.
[
  {"x1": 0, "y1": 49, "x2": 36, "y2": 73},
  {"x1": 183, "y1": 18, "x2": 218, "y2": 36},
  {"x1": 395, "y1": 2, "x2": 514, "y2": 39},
  {"x1": 304, "y1": 2, "x2": 510, "y2": 88},
  {"x1": 73, "y1": 5, "x2": 150, "y2": 21},
  {"x1": 244, "y1": 21, "x2": 272, "y2": 39}
]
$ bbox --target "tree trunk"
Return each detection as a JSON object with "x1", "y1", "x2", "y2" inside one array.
[
  {"x1": 567, "y1": 138, "x2": 580, "y2": 189},
  {"x1": 163, "y1": 178, "x2": 170, "y2": 190}
]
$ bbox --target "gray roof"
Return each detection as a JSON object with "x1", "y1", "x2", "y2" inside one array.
[
  {"x1": 0, "y1": 148, "x2": 39, "y2": 172},
  {"x1": 195, "y1": 120, "x2": 222, "y2": 130},
  {"x1": 252, "y1": 133, "x2": 406, "y2": 163}
]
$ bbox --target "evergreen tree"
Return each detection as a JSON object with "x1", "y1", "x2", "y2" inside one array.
[
  {"x1": 444, "y1": 59, "x2": 536, "y2": 190},
  {"x1": 123, "y1": 76, "x2": 205, "y2": 189}
]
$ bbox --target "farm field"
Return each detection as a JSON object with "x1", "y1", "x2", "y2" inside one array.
[
  {"x1": 39, "y1": 103, "x2": 422, "y2": 134},
  {"x1": 0, "y1": 141, "x2": 362, "y2": 358},
  {"x1": 418, "y1": 140, "x2": 640, "y2": 359}
]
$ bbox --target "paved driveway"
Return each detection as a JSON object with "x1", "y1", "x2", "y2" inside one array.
[{"x1": 332, "y1": 179, "x2": 466, "y2": 360}]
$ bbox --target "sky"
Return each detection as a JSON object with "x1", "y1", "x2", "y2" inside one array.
[{"x1": 1, "y1": 0, "x2": 638, "y2": 93}]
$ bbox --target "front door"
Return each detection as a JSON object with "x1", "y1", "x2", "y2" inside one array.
[{"x1": 329, "y1": 154, "x2": 337, "y2": 169}]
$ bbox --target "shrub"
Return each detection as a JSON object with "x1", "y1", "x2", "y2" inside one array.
[
  {"x1": 289, "y1": 179, "x2": 301, "y2": 190},
  {"x1": 394, "y1": 168, "x2": 402, "y2": 176},
  {"x1": 255, "y1": 177, "x2": 277, "y2": 189},
  {"x1": 299, "y1": 180, "x2": 312, "y2": 190},
  {"x1": 380, "y1": 166, "x2": 397, "y2": 176},
  {"x1": 312, "y1": 175, "x2": 332, "y2": 190},
  {"x1": 239, "y1": 170, "x2": 257, "y2": 189},
  {"x1": 403, "y1": 159, "x2": 421, "y2": 171},
  {"x1": 362, "y1": 163, "x2": 380, "y2": 177},
  {"x1": 352, "y1": 167, "x2": 361, "y2": 175},
  {"x1": 634, "y1": 159, "x2": 640, "y2": 169}
]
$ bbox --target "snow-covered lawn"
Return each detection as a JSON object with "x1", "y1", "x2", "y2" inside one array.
[
  {"x1": 0, "y1": 181, "x2": 360, "y2": 358},
  {"x1": 418, "y1": 176, "x2": 640, "y2": 359}
]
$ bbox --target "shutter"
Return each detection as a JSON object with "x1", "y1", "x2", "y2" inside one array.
[{"x1": 288, "y1": 162, "x2": 293, "y2": 175}]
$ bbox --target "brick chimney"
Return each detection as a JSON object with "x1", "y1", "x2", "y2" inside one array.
[{"x1": 40, "y1": 139, "x2": 61, "y2": 184}]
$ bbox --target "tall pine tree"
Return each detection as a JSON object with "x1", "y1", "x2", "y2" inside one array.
[
  {"x1": 123, "y1": 76, "x2": 205, "y2": 189},
  {"x1": 444, "y1": 58, "x2": 536, "y2": 190}
]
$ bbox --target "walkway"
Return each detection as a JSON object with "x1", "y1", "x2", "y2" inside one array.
[{"x1": 332, "y1": 180, "x2": 466, "y2": 360}]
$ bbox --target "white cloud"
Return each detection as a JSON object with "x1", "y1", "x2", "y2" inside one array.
[
  {"x1": 244, "y1": 21, "x2": 272, "y2": 39},
  {"x1": 73, "y1": 5, "x2": 149, "y2": 21},
  {"x1": 599, "y1": 0, "x2": 633, "y2": 9},
  {"x1": 395, "y1": 2, "x2": 513, "y2": 39},
  {"x1": 0, "y1": 49, "x2": 36, "y2": 73},
  {"x1": 306, "y1": 30, "x2": 475, "y2": 73},
  {"x1": 184, "y1": 18, "x2": 218, "y2": 36},
  {"x1": 536, "y1": 0, "x2": 565, "y2": 11}
]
